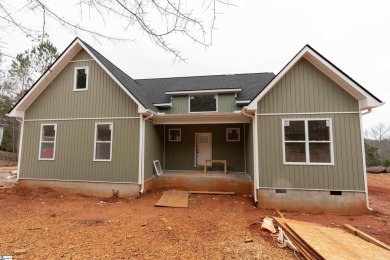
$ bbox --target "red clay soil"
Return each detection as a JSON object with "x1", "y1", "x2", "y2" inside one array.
[{"x1": 0, "y1": 174, "x2": 389, "y2": 259}]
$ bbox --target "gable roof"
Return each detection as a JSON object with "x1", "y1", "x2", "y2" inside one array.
[
  {"x1": 247, "y1": 44, "x2": 384, "y2": 110},
  {"x1": 8, "y1": 38, "x2": 153, "y2": 117},
  {"x1": 136, "y1": 73, "x2": 275, "y2": 105}
]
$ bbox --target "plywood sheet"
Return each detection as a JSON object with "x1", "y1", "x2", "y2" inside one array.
[
  {"x1": 286, "y1": 221, "x2": 390, "y2": 259},
  {"x1": 155, "y1": 190, "x2": 189, "y2": 208}
]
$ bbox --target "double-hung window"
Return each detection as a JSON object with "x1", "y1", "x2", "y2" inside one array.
[
  {"x1": 73, "y1": 66, "x2": 89, "y2": 91},
  {"x1": 94, "y1": 123, "x2": 113, "y2": 161},
  {"x1": 39, "y1": 124, "x2": 56, "y2": 160},
  {"x1": 283, "y1": 119, "x2": 333, "y2": 165}
]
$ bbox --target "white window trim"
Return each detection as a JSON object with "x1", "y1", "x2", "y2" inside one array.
[
  {"x1": 168, "y1": 128, "x2": 181, "y2": 142},
  {"x1": 188, "y1": 94, "x2": 218, "y2": 113},
  {"x1": 226, "y1": 128, "x2": 240, "y2": 142},
  {"x1": 282, "y1": 118, "x2": 334, "y2": 166},
  {"x1": 94, "y1": 122, "x2": 113, "y2": 162},
  {"x1": 38, "y1": 123, "x2": 57, "y2": 161},
  {"x1": 73, "y1": 66, "x2": 89, "y2": 91}
]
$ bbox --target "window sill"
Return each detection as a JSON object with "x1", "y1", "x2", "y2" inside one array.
[
  {"x1": 283, "y1": 162, "x2": 334, "y2": 166},
  {"x1": 189, "y1": 111, "x2": 218, "y2": 114}
]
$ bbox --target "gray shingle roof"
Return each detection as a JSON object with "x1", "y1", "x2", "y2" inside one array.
[
  {"x1": 136, "y1": 73, "x2": 275, "y2": 105},
  {"x1": 82, "y1": 39, "x2": 276, "y2": 110},
  {"x1": 80, "y1": 40, "x2": 158, "y2": 111}
]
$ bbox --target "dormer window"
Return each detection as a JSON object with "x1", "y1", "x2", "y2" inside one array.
[
  {"x1": 189, "y1": 94, "x2": 217, "y2": 113},
  {"x1": 73, "y1": 66, "x2": 89, "y2": 91}
]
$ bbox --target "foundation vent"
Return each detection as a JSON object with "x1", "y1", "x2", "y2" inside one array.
[
  {"x1": 330, "y1": 190, "x2": 342, "y2": 196},
  {"x1": 275, "y1": 189, "x2": 287, "y2": 194}
]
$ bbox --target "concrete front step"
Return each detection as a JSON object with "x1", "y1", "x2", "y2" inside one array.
[{"x1": 145, "y1": 171, "x2": 253, "y2": 195}]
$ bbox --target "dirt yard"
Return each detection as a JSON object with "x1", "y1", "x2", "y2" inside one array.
[{"x1": 0, "y1": 172, "x2": 389, "y2": 259}]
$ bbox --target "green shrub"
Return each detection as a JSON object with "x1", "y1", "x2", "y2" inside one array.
[{"x1": 384, "y1": 159, "x2": 390, "y2": 168}]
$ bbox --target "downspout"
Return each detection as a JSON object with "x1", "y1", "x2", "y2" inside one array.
[
  {"x1": 359, "y1": 108, "x2": 373, "y2": 211},
  {"x1": 15, "y1": 117, "x2": 24, "y2": 182},
  {"x1": 139, "y1": 110, "x2": 155, "y2": 194},
  {"x1": 242, "y1": 107, "x2": 258, "y2": 206}
]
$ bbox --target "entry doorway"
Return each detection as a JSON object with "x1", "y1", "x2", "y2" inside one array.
[{"x1": 195, "y1": 133, "x2": 212, "y2": 166}]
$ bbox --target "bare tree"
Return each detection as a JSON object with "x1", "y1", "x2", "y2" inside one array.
[
  {"x1": 365, "y1": 122, "x2": 390, "y2": 165},
  {"x1": 0, "y1": 0, "x2": 235, "y2": 62}
]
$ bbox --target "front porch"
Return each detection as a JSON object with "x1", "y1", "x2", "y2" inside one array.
[
  {"x1": 143, "y1": 114, "x2": 256, "y2": 195},
  {"x1": 145, "y1": 171, "x2": 253, "y2": 195}
]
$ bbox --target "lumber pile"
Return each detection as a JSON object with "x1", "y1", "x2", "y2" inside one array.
[{"x1": 273, "y1": 217, "x2": 390, "y2": 259}]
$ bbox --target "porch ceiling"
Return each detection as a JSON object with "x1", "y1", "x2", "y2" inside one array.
[{"x1": 152, "y1": 112, "x2": 251, "y2": 125}]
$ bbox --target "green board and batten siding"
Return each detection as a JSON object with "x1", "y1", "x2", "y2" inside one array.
[
  {"x1": 20, "y1": 49, "x2": 140, "y2": 183},
  {"x1": 257, "y1": 58, "x2": 364, "y2": 191},
  {"x1": 143, "y1": 122, "x2": 164, "y2": 180},
  {"x1": 163, "y1": 94, "x2": 240, "y2": 114},
  {"x1": 21, "y1": 119, "x2": 139, "y2": 182},
  {"x1": 25, "y1": 50, "x2": 138, "y2": 119},
  {"x1": 218, "y1": 94, "x2": 242, "y2": 112},
  {"x1": 245, "y1": 121, "x2": 254, "y2": 181}
]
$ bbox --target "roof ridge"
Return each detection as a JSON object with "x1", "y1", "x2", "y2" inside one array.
[{"x1": 135, "y1": 72, "x2": 275, "y2": 81}]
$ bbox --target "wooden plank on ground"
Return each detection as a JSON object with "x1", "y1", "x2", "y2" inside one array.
[
  {"x1": 343, "y1": 224, "x2": 390, "y2": 251},
  {"x1": 189, "y1": 191, "x2": 235, "y2": 195},
  {"x1": 273, "y1": 217, "x2": 322, "y2": 259},
  {"x1": 286, "y1": 221, "x2": 390, "y2": 259},
  {"x1": 155, "y1": 190, "x2": 189, "y2": 208}
]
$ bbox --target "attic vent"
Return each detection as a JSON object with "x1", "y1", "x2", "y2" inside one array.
[
  {"x1": 275, "y1": 189, "x2": 287, "y2": 194},
  {"x1": 330, "y1": 191, "x2": 342, "y2": 196}
]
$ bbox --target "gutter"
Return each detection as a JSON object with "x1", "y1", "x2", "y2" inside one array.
[
  {"x1": 139, "y1": 110, "x2": 156, "y2": 194},
  {"x1": 242, "y1": 107, "x2": 259, "y2": 206},
  {"x1": 361, "y1": 108, "x2": 372, "y2": 116}
]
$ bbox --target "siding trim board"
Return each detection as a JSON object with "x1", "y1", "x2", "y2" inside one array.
[
  {"x1": 166, "y1": 89, "x2": 241, "y2": 95},
  {"x1": 25, "y1": 117, "x2": 140, "y2": 122},
  {"x1": 69, "y1": 59, "x2": 94, "y2": 63},
  {"x1": 258, "y1": 111, "x2": 359, "y2": 116}
]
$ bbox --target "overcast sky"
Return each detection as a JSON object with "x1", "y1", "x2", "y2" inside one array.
[{"x1": 2, "y1": 0, "x2": 389, "y2": 131}]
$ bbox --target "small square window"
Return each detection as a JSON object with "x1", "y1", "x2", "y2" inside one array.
[
  {"x1": 226, "y1": 128, "x2": 240, "y2": 142},
  {"x1": 169, "y1": 129, "x2": 181, "y2": 142},
  {"x1": 74, "y1": 66, "x2": 89, "y2": 91}
]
